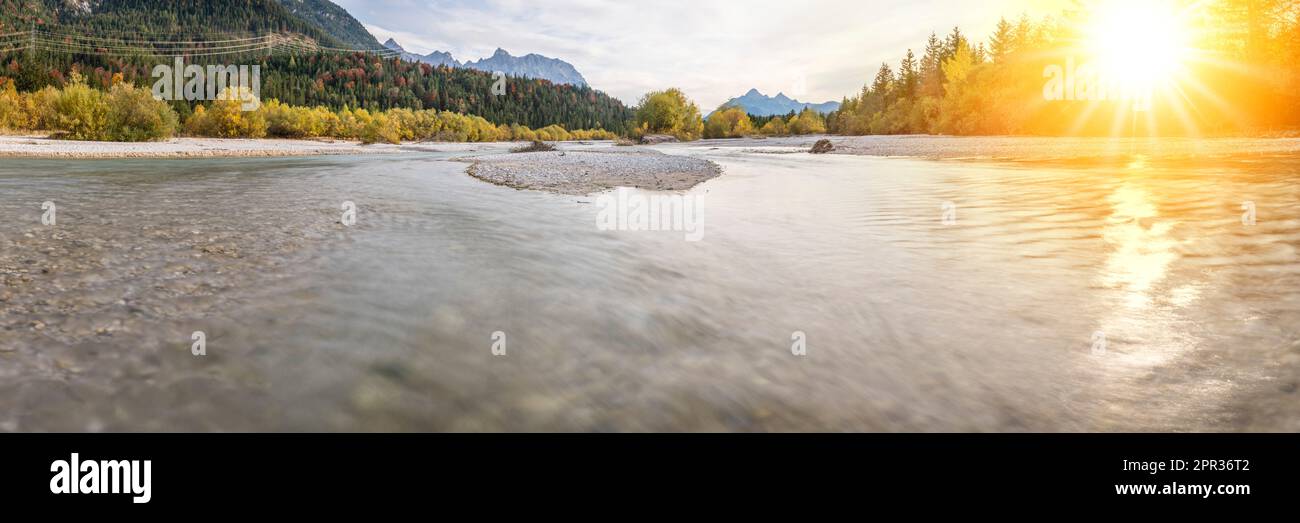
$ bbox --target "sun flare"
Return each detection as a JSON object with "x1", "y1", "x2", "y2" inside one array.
[{"x1": 1084, "y1": 0, "x2": 1195, "y2": 87}]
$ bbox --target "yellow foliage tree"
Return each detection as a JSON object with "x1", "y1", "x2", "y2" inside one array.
[
  {"x1": 703, "y1": 105, "x2": 755, "y2": 138},
  {"x1": 634, "y1": 88, "x2": 703, "y2": 141}
]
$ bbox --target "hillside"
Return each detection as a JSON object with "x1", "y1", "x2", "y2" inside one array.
[
  {"x1": 275, "y1": 0, "x2": 381, "y2": 49},
  {"x1": 0, "y1": 0, "x2": 347, "y2": 46},
  {"x1": 0, "y1": 0, "x2": 632, "y2": 132}
]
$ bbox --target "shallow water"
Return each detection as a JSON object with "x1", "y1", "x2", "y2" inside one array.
[{"x1": 2, "y1": 138, "x2": 1298, "y2": 431}]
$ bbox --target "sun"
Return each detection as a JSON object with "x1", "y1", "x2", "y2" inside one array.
[{"x1": 1084, "y1": 0, "x2": 1195, "y2": 88}]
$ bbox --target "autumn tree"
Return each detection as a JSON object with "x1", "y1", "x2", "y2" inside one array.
[{"x1": 634, "y1": 88, "x2": 703, "y2": 141}]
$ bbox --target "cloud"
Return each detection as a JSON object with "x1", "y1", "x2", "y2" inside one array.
[{"x1": 336, "y1": 0, "x2": 1066, "y2": 108}]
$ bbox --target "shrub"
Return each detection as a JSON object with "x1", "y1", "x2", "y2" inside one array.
[
  {"x1": 28, "y1": 86, "x2": 61, "y2": 131},
  {"x1": 509, "y1": 123, "x2": 538, "y2": 142},
  {"x1": 185, "y1": 95, "x2": 267, "y2": 139},
  {"x1": 261, "y1": 100, "x2": 313, "y2": 138},
  {"x1": 358, "y1": 111, "x2": 401, "y2": 144},
  {"x1": 6, "y1": 77, "x2": 629, "y2": 143},
  {"x1": 405, "y1": 110, "x2": 444, "y2": 141},
  {"x1": 105, "y1": 83, "x2": 178, "y2": 141},
  {"x1": 759, "y1": 118, "x2": 788, "y2": 136},
  {"x1": 534, "y1": 124, "x2": 570, "y2": 141},
  {"x1": 788, "y1": 108, "x2": 827, "y2": 135},
  {"x1": 703, "y1": 105, "x2": 754, "y2": 139},
  {"x1": 49, "y1": 74, "x2": 109, "y2": 140},
  {"x1": 0, "y1": 78, "x2": 31, "y2": 131}
]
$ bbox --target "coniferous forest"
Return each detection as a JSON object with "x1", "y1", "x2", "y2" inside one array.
[
  {"x1": 0, "y1": 0, "x2": 634, "y2": 134},
  {"x1": 827, "y1": 0, "x2": 1300, "y2": 136}
]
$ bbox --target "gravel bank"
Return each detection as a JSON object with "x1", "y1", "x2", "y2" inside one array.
[
  {"x1": 0, "y1": 135, "x2": 418, "y2": 158},
  {"x1": 462, "y1": 148, "x2": 721, "y2": 195}
]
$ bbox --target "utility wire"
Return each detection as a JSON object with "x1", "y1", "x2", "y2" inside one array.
[{"x1": 0, "y1": 31, "x2": 403, "y2": 58}]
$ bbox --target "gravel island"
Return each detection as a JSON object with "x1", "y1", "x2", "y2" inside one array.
[{"x1": 462, "y1": 148, "x2": 721, "y2": 195}]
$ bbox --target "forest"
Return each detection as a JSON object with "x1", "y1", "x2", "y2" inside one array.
[
  {"x1": 4, "y1": 0, "x2": 1298, "y2": 141},
  {"x1": 0, "y1": 0, "x2": 634, "y2": 135},
  {"x1": 827, "y1": 0, "x2": 1300, "y2": 136},
  {"x1": 0, "y1": 72, "x2": 620, "y2": 143}
]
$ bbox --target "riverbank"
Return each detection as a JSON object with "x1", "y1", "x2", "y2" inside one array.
[
  {"x1": 0, "y1": 134, "x2": 509, "y2": 158},
  {"x1": 8, "y1": 134, "x2": 1300, "y2": 162},
  {"x1": 0, "y1": 135, "x2": 427, "y2": 158},
  {"x1": 694, "y1": 134, "x2": 1300, "y2": 162}
]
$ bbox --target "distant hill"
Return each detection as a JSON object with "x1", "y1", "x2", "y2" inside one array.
[
  {"x1": 383, "y1": 39, "x2": 588, "y2": 87},
  {"x1": 275, "y1": 0, "x2": 382, "y2": 49},
  {"x1": 712, "y1": 88, "x2": 841, "y2": 117}
]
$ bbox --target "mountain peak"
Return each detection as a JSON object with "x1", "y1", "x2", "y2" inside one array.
[
  {"x1": 460, "y1": 48, "x2": 587, "y2": 87},
  {"x1": 377, "y1": 42, "x2": 585, "y2": 87},
  {"x1": 710, "y1": 89, "x2": 841, "y2": 118}
]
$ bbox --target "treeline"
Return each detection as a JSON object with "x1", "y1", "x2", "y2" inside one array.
[
  {"x1": 704, "y1": 106, "x2": 826, "y2": 138},
  {"x1": 829, "y1": 0, "x2": 1300, "y2": 136},
  {"x1": 628, "y1": 89, "x2": 832, "y2": 140},
  {"x1": 0, "y1": 49, "x2": 634, "y2": 133},
  {"x1": 0, "y1": 74, "x2": 619, "y2": 143},
  {"x1": 1, "y1": 0, "x2": 634, "y2": 134}
]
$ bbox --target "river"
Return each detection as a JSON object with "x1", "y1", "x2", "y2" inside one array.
[{"x1": 1, "y1": 138, "x2": 1297, "y2": 431}]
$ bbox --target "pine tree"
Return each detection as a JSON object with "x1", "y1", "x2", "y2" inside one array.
[
  {"x1": 867, "y1": 62, "x2": 894, "y2": 114},
  {"x1": 988, "y1": 17, "x2": 1014, "y2": 63},
  {"x1": 920, "y1": 31, "x2": 944, "y2": 98},
  {"x1": 898, "y1": 49, "x2": 919, "y2": 101},
  {"x1": 942, "y1": 27, "x2": 967, "y2": 63}
]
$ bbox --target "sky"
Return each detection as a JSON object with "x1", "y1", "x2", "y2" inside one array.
[{"x1": 334, "y1": 0, "x2": 1069, "y2": 110}]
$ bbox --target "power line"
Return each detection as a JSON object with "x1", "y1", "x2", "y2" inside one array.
[
  {"x1": 34, "y1": 43, "x2": 275, "y2": 57},
  {"x1": 35, "y1": 37, "x2": 275, "y2": 53},
  {"x1": 35, "y1": 30, "x2": 276, "y2": 45},
  {"x1": 27, "y1": 24, "x2": 266, "y2": 40},
  {"x1": 0, "y1": 31, "x2": 406, "y2": 59}
]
